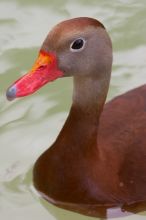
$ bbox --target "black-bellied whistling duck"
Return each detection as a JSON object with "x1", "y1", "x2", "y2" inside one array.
[{"x1": 6, "y1": 17, "x2": 146, "y2": 218}]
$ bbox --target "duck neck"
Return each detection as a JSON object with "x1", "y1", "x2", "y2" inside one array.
[
  {"x1": 56, "y1": 75, "x2": 110, "y2": 149},
  {"x1": 72, "y1": 75, "x2": 110, "y2": 122}
]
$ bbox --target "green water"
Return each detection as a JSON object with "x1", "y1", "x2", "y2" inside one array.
[{"x1": 0, "y1": 0, "x2": 146, "y2": 219}]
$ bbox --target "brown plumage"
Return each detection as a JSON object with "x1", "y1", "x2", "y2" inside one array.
[{"x1": 6, "y1": 17, "x2": 146, "y2": 218}]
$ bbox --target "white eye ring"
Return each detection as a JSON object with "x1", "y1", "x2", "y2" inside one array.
[{"x1": 70, "y1": 38, "x2": 86, "y2": 52}]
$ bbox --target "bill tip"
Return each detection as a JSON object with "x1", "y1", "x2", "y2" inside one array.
[{"x1": 6, "y1": 85, "x2": 17, "y2": 101}]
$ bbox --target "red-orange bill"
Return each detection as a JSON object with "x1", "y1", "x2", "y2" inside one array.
[{"x1": 6, "y1": 50, "x2": 63, "y2": 101}]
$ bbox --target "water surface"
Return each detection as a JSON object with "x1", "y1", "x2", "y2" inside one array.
[{"x1": 0, "y1": 0, "x2": 146, "y2": 219}]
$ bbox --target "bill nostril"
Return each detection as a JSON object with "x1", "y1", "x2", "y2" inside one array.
[{"x1": 6, "y1": 85, "x2": 17, "y2": 101}]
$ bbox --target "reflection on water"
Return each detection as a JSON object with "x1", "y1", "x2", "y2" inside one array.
[{"x1": 0, "y1": 0, "x2": 146, "y2": 219}]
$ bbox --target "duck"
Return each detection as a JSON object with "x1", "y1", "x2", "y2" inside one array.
[{"x1": 6, "y1": 17, "x2": 146, "y2": 218}]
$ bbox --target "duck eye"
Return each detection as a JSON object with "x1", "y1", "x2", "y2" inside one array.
[{"x1": 70, "y1": 38, "x2": 85, "y2": 52}]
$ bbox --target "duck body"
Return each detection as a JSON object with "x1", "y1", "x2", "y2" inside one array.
[
  {"x1": 99, "y1": 84, "x2": 146, "y2": 202},
  {"x1": 33, "y1": 84, "x2": 146, "y2": 207},
  {"x1": 6, "y1": 17, "x2": 146, "y2": 217}
]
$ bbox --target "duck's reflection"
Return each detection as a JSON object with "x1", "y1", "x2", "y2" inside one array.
[
  {"x1": 37, "y1": 193, "x2": 146, "y2": 219},
  {"x1": 27, "y1": 167, "x2": 146, "y2": 219}
]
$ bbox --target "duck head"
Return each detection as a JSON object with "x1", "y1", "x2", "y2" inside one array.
[{"x1": 6, "y1": 17, "x2": 112, "y2": 101}]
